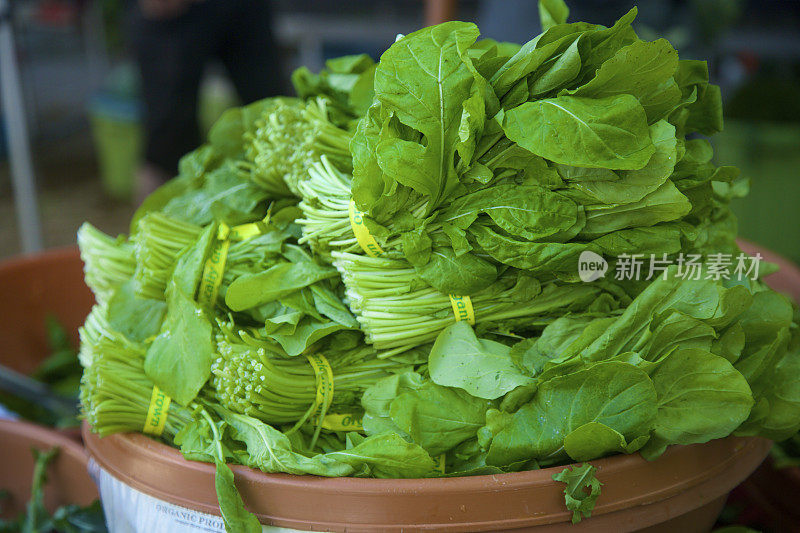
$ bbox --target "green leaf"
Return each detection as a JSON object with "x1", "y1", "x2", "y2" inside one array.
[
  {"x1": 162, "y1": 163, "x2": 269, "y2": 227},
  {"x1": 504, "y1": 94, "x2": 654, "y2": 170},
  {"x1": 220, "y1": 407, "x2": 435, "y2": 478},
  {"x1": 567, "y1": 120, "x2": 678, "y2": 205},
  {"x1": 684, "y1": 83, "x2": 723, "y2": 135},
  {"x1": 528, "y1": 37, "x2": 583, "y2": 96},
  {"x1": 579, "y1": 180, "x2": 691, "y2": 238},
  {"x1": 552, "y1": 463, "x2": 602, "y2": 524},
  {"x1": 214, "y1": 460, "x2": 262, "y2": 533},
  {"x1": 538, "y1": 0, "x2": 569, "y2": 32},
  {"x1": 361, "y1": 373, "x2": 420, "y2": 439},
  {"x1": 22, "y1": 448, "x2": 59, "y2": 533},
  {"x1": 170, "y1": 223, "x2": 216, "y2": 298},
  {"x1": 563, "y1": 422, "x2": 649, "y2": 462},
  {"x1": 491, "y1": 26, "x2": 587, "y2": 98},
  {"x1": 145, "y1": 280, "x2": 216, "y2": 405},
  {"x1": 389, "y1": 380, "x2": 491, "y2": 456},
  {"x1": 471, "y1": 224, "x2": 592, "y2": 273},
  {"x1": 646, "y1": 348, "x2": 753, "y2": 450},
  {"x1": 414, "y1": 248, "x2": 497, "y2": 295},
  {"x1": 641, "y1": 311, "x2": 716, "y2": 361},
  {"x1": 486, "y1": 361, "x2": 657, "y2": 465},
  {"x1": 580, "y1": 274, "x2": 752, "y2": 363},
  {"x1": 371, "y1": 22, "x2": 481, "y2": 211},
  {"x1": 442, "y1": 184, "x2": 579, "y2": 242},
  {"x1": 209, "y1": 98, "x2": 287, "y2": 159},
  {"x1": 269, "y1": 318, "x2": 349, "y2": 357},
  {"x1": 225, "y1": 261, "x2": 338, "y2": 311},
  {"x1": 429, "y1": 322, "x2": 534, "y2": 399},
  {"x1": 566, "y1": 39, "x2": 680, "y2": 122},
  {"x1": 107, "y1": 281, "x2": 166, "y2": 343},
  {"x1": 326, "y1": 432, "x2": 437, "y2": 479}
]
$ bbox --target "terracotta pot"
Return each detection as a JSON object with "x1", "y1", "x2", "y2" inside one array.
[
  {"x1": 728, "y1": 242, "x2": 800, "y2": 531},
  {"x1": 0, "y1": 247, "x2": 94, "y2": 376},
  {"x1": 0, "y1": 419, "x2": 98, "y2": 519},
  {"x1": 80, "y1": 242, "x2": 796, "y2": 532},
  {"x1": 83, "y1": 421, "x2": 771, "y2": 533},
  {"x1": 0, "y1": 247, "x2": 93, "y2": 440},
  {"x1": 738, "y1": 238, "x2": 800, "y2": 304},
  {"x1": 730, "y1": 457, "x2": 800, "y2": 531}
]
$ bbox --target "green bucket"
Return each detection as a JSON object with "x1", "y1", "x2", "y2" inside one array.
[{"x1": 89, "y1": 95, "x2": 143, "y2": 201}]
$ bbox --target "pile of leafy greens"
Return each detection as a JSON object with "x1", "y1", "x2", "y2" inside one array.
[
  {"x1": 0, "y1": 448, "x2": 107, "y2": 533},
  {"x1": 78, "y1": 1, "x2": 800, "y2": 530},
  {"x1": 0, "y1": 317, "x2": 81, "y2": 428}
]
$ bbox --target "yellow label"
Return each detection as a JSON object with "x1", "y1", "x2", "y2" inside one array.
[
  {"x1": 143, "y1": 386, "x2": 171, "y2": 436},
  {"x1": 321, "y1": 413, "x2": 364, "y2": 432},
  {"x1": 348, "y1": 200, "x2": 384, "y2": 258},
  {"x1": 306, "y1": 354, "x2": 334, "y2": 421},
  {"x1": 197, "y1": 230, "x2": 230, "y2": 309},
  {"x1": 449, "y1": 294, "x2": 476, "y2": 325},
  {"x1": 433, "y1": 454, "x2": 446, "y2": 474}
]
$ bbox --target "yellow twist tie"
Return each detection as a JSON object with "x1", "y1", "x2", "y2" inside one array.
[
  {"x1": 449, "y1": 294, "x2": 476, "y2": 325},
  {"x1": 305, "y1": 354, "x2": 334, "y2": 422},
  {"x1": 321, "y1": 413, "x2": 364, "y2": 432},
  {"x1": 143, "y1": 385, "x2": 171, "y2": 436},
  {"x1": 197, "y1": 223, "x2": 231, "y2": 308},
  {"x1": 348, "y1": 200, "x2": 384, "y2": 258}
]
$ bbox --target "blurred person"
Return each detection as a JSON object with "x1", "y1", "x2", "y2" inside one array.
[{"x1": 131, "y1": 0, "x2": 282, "y2": 201}]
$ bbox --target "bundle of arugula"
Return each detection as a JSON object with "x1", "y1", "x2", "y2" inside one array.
[{"x1": 78, "y1": 1, "x2": 800, "y2": 529}]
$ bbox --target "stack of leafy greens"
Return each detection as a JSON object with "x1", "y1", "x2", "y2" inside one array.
[
  {"x1": 0, "y1": 318, "x2": 81, "y2": 428},
  {"x1": 0, "y1": 448, "x2": 106, "y2": 533},
  {"x1": 78, "y1": 1, "x2": 800, "y2": 529}
]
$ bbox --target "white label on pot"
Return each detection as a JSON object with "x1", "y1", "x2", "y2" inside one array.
[{"x1": 89, "y1": 460, "x2": 316, "y2": 533}]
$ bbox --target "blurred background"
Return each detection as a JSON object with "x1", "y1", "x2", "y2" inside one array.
[{"x1": 0, "y1": 0, "x2": 798, "y2": 261}]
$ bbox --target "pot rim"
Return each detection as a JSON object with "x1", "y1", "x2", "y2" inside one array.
[
  {"x1": 0, "y1": 245, "x2": 81, "y2": 269},
  {"x1": 1, "y1": 419, "x2": 89, "y2": 462},
  {"x1": 83, "y1": 423, "x2": 771, "y2": 530}
]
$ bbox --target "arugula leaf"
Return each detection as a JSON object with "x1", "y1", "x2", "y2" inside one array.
[
  {"x1": 367, "y1": 22, "x2": 481, "y2": 212},
  {"x1": 564, "y1": 422, "x2": 649, "y2": 462},
  {"x1": 442, "y1": 184, "x2": 579, "y2": 242},
  {"x1": 565, "y1": 120, "x2": 678, "y2": 205},
  {"x1": 215, "y1": 459, "x2": 262, "y2": 533},
  {"x1": 414, "y1": 248, "x2": 497, "y2": 294},
  {"x1": 552, "y1": 463, "x2": 602, "y2": 524}
]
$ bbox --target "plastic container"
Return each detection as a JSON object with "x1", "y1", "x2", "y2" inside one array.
[
  {"x1": 0, "y1": 419, "x2": 98, "y2": 519},
  {"x1": 89, "y1": 93, "x2": 144, "y2": 201}
]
